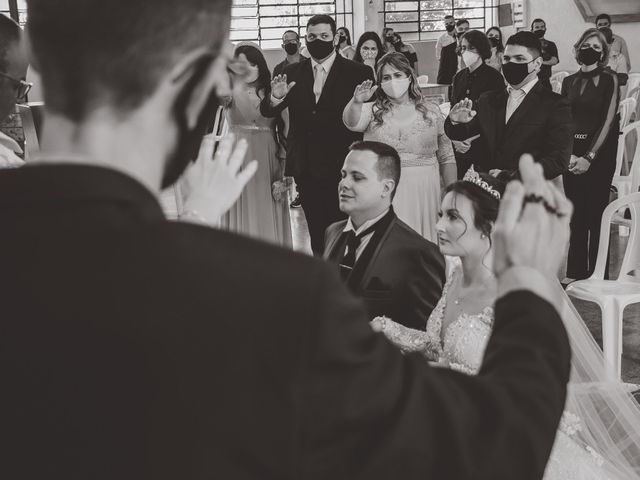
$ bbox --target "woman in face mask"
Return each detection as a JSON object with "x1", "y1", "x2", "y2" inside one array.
[
  {"x1": 342, "y1": 52, "x2": 456, "y2": 241},
  {"x1": 449, "y1": 30, "x2": 505, "y2": 178},
  {"x1": 353, "y1": 32, "x2": 385, "y2": 80},
  {"x1": 560, "y1": 29, "x2": 620, "y2": 281},
  {"x1": 485, "y1": 27, "x2": 504, "y2": 71},
  {"x1": 381, "y1": 27, "x2": 395, "y2": 53},
  {"x1": 334, "y1": 27, "x2": 356, "y2": 60},
  {"x1": 221, "y1": 44, "x2": 293, "y2": 248}
]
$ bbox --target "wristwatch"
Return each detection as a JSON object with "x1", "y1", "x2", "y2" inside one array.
[{"x1": 584, "y1": 151, "x2": 596, "y2": 163}]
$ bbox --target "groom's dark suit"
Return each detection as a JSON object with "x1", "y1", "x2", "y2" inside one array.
[
  {"x1": 444, "y1": 81, "x2": 573, "y2": 179},
  {"x1": 324, "y1": 209, "x2": 445, "y2": 330},
  {"x1": 0, "y1": 164, "x2": 570, "y2": 479},
  {"x1": 261, "y1": 54, "x2": 374, "y2": 254}
]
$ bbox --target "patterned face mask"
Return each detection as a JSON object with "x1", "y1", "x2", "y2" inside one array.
[{"x1": 361, "y1": 49, "x2": 378, "y2": 60}]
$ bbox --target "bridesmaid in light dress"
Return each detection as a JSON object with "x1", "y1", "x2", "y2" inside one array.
[{"x1": 223, "y1": 44, "x2": 292, "y2": 248}]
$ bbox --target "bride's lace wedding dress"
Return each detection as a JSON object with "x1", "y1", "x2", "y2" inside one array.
[{"x1": 378, "y1": 263, "x2": 640, "y2": 479}]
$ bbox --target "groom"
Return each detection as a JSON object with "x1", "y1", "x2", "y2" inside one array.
[{"x1": 1, "y1": 1, "x2": 572, "y2": 478}]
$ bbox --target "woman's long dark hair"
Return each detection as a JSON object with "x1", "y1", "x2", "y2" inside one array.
[
  {"x1": 336, "y1": 27, "x2": 352, "y2": 47},
  {"x1": 353, "y1": 31, "x2": 385, "y2": 65},
  {"x1": 234, "y1": 44, "x2": 271, "y2": 100},
  {"x1": 444, "y1": 172, "x2": 508, "y2": 240}
]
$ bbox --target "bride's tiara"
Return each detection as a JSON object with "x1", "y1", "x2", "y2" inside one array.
[{"x1": 462, "y1": 167, "x2": 501, "y2": 200}]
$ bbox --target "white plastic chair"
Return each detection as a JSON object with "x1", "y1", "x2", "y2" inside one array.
[
  {"x1": 612, "y1": 121, "x2": 640, "y2": 236},
  {"x1": 566, "y1": 192, "x2": 640, "y2": 380},
  {"x1": 550, "y1": 71, "x2": 569, "y2": 94},
  {"x1": 625, "y1": 73, "x2": 640, "y2": 100},
  {"x1": 417, "y1": 75, "x2": 429, "y2": 88},
  {"x1": 619, "y1": 97, "x2": 636, "y2": 130}
]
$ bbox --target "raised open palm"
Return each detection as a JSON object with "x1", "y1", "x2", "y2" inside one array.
[
  {"x1": 353, "y1": 80, "x2": 378, "y2": 103},
  {"x1": 448, "y1": 98, "x2": 477, "y2": 124},
  {"x1": 271, "y1": 74, "x2": 296, "y2": 100}
]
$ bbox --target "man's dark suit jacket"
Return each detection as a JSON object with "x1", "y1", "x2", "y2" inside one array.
[
  {"x1": 324, "y1": 211, "x2": 445, "y2": 330},
  {"x1": 0, "y1": 164, "x2": 571, "y2": 479},
  {"x1": 445, "y1": 81, "x2": 573, "y2": 179},
  {"x1": 260, "y1": 55, "x2": 373, "y2": 179}
]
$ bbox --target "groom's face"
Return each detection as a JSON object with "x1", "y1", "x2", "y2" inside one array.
[{"x1": 339, "y1": 150, "x2": 392, "y2": 217}]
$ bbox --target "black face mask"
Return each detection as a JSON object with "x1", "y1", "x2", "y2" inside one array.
[
  {"x1": 502, "y1": 59, "x2": 536, "y2": 86},
  {"x1": 578, "y1": 47, "x2": 601, "y2": 66},
  {"x1": 284, "y1": 43, "x2": 298, "y2": 55},
  {"x1": 385, "y1": 35, "x2": 394, "y2": 42},
  {"x1": 533, "y1": 29, "x2": 546, "y2": 38},
  {"x1": 162, "y1": 58, "x2": 222, "y2": 189},
  {"x1": 445, "y1": 24, "x2": 455, "y2": 32},
  {"x1": 488, "y1": 37, "x2": 500, "y2": 48},
  {"x1": 306, "y1": 38, "x2": 334, "y2": 60}
]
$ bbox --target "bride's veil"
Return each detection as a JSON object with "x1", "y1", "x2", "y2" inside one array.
[{"x1": 554, "y1": 281, "x2": 640, "y2": 478}]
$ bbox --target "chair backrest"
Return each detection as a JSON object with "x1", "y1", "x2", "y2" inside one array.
[
  {"x1": 591, "y1": 192, "x2": 640, "y2": 282},
  {"x1": 619, "y1": 97, "x2": 636, "y2": 129},
  {"x1": 614, "y1": 121, "x2": 640, "y2": 178},
  {"x1": 550, "y1": 71, "x2": 569, "y2": 94},
  {"x1": 626, "y1": 73, "x2": 640, "y2": 100}
]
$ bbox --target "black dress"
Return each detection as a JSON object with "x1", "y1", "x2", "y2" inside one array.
[
  {"x1": 450, "y1": 63, "x2": 506, "y2": 178},
  {"x1": 561, "y1": 66, "x2": 619, "y2": 279}
]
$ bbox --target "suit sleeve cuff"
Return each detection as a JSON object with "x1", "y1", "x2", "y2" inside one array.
[
  {"x1": 497, "y1": 266, "x2": 559, "y2": 307},
  {"x1": 270, "y1": 94, "x2": 285, "y2": 106}
]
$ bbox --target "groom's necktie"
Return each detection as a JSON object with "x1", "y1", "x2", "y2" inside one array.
[
  {"x1": 339, "y1": 222, "x2": 380, "y2": 280},
  {"x1": 313, "y1": 63, "x2": 325, "y2": 103}
]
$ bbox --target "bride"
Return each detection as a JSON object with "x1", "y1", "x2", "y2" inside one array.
[{"x1": 372, "y1": 168, "x2": 640, "y2": 479}]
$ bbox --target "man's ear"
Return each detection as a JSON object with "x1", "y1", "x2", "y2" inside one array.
[
  {"x1": 167, "y1": 47, "x2": 231, "y2": 129},
  {"x1": 382, "y1": 179, "x2": 396, "y2": 198}
]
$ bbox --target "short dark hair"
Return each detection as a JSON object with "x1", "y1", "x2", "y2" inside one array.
[
  {"x1": 349, "y1": 141, "x2": 401, "y2": 197},
  {"x1": 505, "y1": 31, "x2": 542, "y2": 58},
  {"x1": 307, "y1": 14, "x2": 336, "y2": 35},
  {"x1": 462, "y1": 30, "x2": 492, "y2": 61},
  {"x1": 282, "y1": 30, "x2": 299, "y2": 41},
  {"x1": 456, "y1": 19, "x2": 470, "y2": 27},
  {"x1": 444, "y1": 15, "x2": 454, "y2": 20},
  {"x1": 530, "y1": 18, "x2": 546, "y2": 29},
  {"x1": 0, "y1": 14, "x2": 21, "y2": 74},
  {"x1": 595, "y1": 13, "x2": 611, "y2": 25},
  {"x1": 27, "y1": 0, "x2": 231, "y2": 122}
]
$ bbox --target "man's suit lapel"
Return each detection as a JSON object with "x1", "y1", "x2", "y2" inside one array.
[
  {"x1": 504, "y1": 82, "x2": 542, "y2": 137},
  {"x1": 317, "y1": 55, "x2": 342, "y2": 106},
  {"x1": 346, "y1": 211, "x2": 396, "y2": 292},
  {"x1": 295, "y1": 58, "x2": 315, "y2": 107},
  {"x1": 324, "y1": 223, "x2": 349, "y2": 262}
]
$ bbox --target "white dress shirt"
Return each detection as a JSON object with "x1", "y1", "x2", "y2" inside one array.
[
  {"x1": 0, "y1": 131, "x2": 24, "y2": 169},
  {"x1": 342, "y1": 208, "x2": 390, "y2": 262},
  {"x1": 505, "y1": 77, "x2": 538, "y2": 123},
  {"x1": 435, "y1": 32, "x2": 456, "y2": 61},
  {"x1": 310, "y1": 51, "x2": 337, "y2": 103}
]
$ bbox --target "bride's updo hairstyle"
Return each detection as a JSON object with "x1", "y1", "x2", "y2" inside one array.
[{"x1": 444, "y1": 172, "x2": 508, "y2": 241}]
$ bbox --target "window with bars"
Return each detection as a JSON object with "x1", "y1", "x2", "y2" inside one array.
[
  {"x1": 231, "y1": 0, "x2": 353, "y2": 49},
  {"x1": 0, "y1": 0, "x2": 26, "y2": 26},
  {"x1": 383, "y1": 0, "x2": 498, "y2": 42}
]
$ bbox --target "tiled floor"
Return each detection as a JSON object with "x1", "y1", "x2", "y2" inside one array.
[{"x1": 289, "y1": 207, "x2": 640, "y2": 388}]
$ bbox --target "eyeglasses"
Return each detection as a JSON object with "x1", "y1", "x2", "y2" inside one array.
[{"x1": 0, "y1": 71, "x2": 33, "y2": 100}]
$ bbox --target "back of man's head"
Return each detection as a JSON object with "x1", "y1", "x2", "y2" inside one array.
[
  {"x1": 505, "y1": 31, "x2": 542, "y2": 58},
  {"x1": 0, "y1": 15, "x2": 24, "y2": 121},
  {"x1": 0, "y1": 14, "x2": 21, "y2": 74},
  {"x1": 27, "y1": 0, "x2": 232, "y2": 122}
]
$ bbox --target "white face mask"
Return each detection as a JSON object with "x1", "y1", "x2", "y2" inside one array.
[
  {"x1": 381, "y1": 77, "x2": 411, "y2": 99},
  {"x1": 462, "y1": 50, "x2": 480, "y2": 68},
  {"x1": 361, "y1": 49, "x2": 377, "y2": 61}
]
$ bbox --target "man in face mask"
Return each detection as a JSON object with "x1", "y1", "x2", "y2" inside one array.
[
  {"x1": 437, "y1": 18, "x2": 464, "y2": 87},
  {"x1": 596, "y1": 13, "x2": 631, "y2": 71},
  {"x1": 273, "y1": 30, "x2": 301, "y2": 78},
  {"x1": 261, "y1": 15, "x2": 374, "y2": 255},
  {"x1": 445, "y1": 31, "x2": 573, "y2": 180},
  {"x1": 435, "y1": 14, "x2": 456, "y2": 61},
  {"x1": 530, "y1": 18, "x2": 558, "y2": 90}
]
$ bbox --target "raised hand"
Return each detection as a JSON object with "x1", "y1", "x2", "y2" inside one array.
[
  {"x1": 493, "y1": 154, "x2": 573, "y2": 279},
  {"x1": 271, "y1": 74, "x2": 296, "y2": 100},
  {"x1": 353, "y1": 80, "x2": 378, "y2": 104},
  {"x1": 180, "y1": 133, "x2": 258, "y2": 225},
  {"x1": 448, "y1": 98, "x2": 476, "y2": 124}
]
